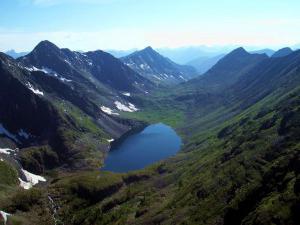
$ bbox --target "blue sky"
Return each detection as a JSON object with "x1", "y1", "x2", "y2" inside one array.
[{"x1": 1, "y1": 0, "x2": 300, "y2": 51}]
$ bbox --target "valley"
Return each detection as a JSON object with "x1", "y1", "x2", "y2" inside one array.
[{"x1": 0, "y1": 40, "x2": 300, "y2": 225}]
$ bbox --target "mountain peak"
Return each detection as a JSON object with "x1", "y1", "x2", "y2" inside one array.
[
  {"x1": 142, "y1": 46, "x2": 156, "y2": 54},
  {"x1": 5, "y1": 49, "x2": 29, "y2": 59},
  {"x1": 144, "y1": 46, "x2": 154, "y2": 50},
  {"x1": 272, "y1": 47, "x2": 293, "y2": 58},
  {"x1": 230, "y1": 47, "x2": 248, "y2": 56},
  {"x1": 33, "y1": 40, "x2": 60, "y2": 52},
  {"x1": 5, "y1": 49, "x2": 17, "y2": 54}
]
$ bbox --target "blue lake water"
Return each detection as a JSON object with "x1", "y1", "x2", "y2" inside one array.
[{"x1": 102, "y1": 123, "x2": 182, "y2": 173}]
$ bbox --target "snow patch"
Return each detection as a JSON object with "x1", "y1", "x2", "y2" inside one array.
[
  {"x1": 128, "y1": 103, "x2": 138, "y2": 111},
  {"x1": 114, "y1": 101, "x2": 139, "y2": 112},
  {"x1": 26, "y1": 82, "x2": 44, "y2": 96},
  {"x1": 64, "y1": 59, "x2": 71, "y2": 65},
  {"x1": 24, "y1": 66, "x2": 43, "y2": 72},
  {"x1": 139, "y1": 63, "x2": 150, "y2": 70},
  {"x1": 20, "y1": 169, "x2": 46, "y2": 189},
  {"x1": 0, "y1": 148, "x2": 16, "y2": 155},
  {"x1": 179, "y1": 75, "x2": 187, "y2": 81},
  {"x1": 101, "y1": 106, "x2": 119, "y2": 116},
  {"x1": 18, "y1": 178, "x2": 32, "y2": 190},
  {"x1": 59, "y1": 77, "x2": 72, "y2": 82},
  {"x1": 122, "y1": 92, "x2": 131, "y2": 97},
  {"x1": 153, "y1": 75, "x2": 162, "y2": 80},
  {"x1": 0, "y1": 210, "x2": 11, "y2": 225},
  {"x1": 25, "y1": 66, "x2": 68, "y2": 82}
]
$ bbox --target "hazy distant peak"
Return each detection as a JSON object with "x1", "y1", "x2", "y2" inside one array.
[
  {"x1": 229, "y1": 47, "x2": 248, "y2": 56},
  {"x1": 272, "y1": 47, "x2": 293, "y2": 58},
  {"x1": 4, "y1": 49, "x2": 29, "y2": 59}
]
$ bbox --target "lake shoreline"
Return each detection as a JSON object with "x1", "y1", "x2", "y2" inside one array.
[{"x1": 102, "y1": 123, "x2": 182, "y2": 173}]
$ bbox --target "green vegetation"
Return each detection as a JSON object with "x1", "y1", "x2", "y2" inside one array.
[
  {"x1": 1, "y1": 46, "x2": 300, "y2": 225},
  {"x1": 0, "y1": 188, "x2": 53, "y2": 225},
  {"x1": 123, "y1": 108, "x2": 184, "y2": 127},
  {"x1": 46, "y1": 87, "x2": 300, "y2": 225},
  {"x1": 0, "y1": 160, "x2": 19, "y2": 198}
]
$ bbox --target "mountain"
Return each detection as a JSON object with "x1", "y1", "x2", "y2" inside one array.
[
  {"x1": 0, "y1": 51, "x2": 145, "y2": 173},
  {"x1": 121, "y1": 46, "x2": 198, "y2": 85},
  {"x1": 187, "y1": 54, "x2": 225, "y2": 74},
  {"x1": 250, "y1": 48, "x2": 275, "y2": 56},
  {"x1": 18, "y1": 40, "x2": 153, "y2": 93},
  {"x1": 106, "y1": 49, "x2": 137, "y2": 58},
  {"x1": 41, "y1": 48, "x2": 300, "y2": 225},
  {"x1": 156, "y1": 46, "x2": 232, "y2": 64},
  {"x1": 2, "y1": 43, "x2": 300, "y2": 225},
  {"x1": 184, "y1": 47, "x2": 268, "y2": 91},
  {"x1": 272, "y1": 47, "x2": 293, "y2": 58},
  {"x1": 5, "y1": 50, "x2": 29, "y2": 59}
]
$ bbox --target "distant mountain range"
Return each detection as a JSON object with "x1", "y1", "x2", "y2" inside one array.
[
  {"x1": 156, "y1": 46, "x2": 233, "y2": 64},
  {"x1": 5, "y1": 49, "x2": 29, "y2": 59},
  {"x1": 19, "y1": 41, "x2": 153, "y2": 93},
  {"x1": 121, "y1": 46, "x2": 198, "y2": 85},
  {"x1": 250, "y1": 48, "x2": 275, "y2": 56},
  {"x1": 1, "y1": 41, "x2": 300, "y2": 225},
  {"x1": 187, "y1": 54, "x2": 226, "y2": 75},
  {"x1": 106, "y1": 49, "x2": 137, "y2": 58}
]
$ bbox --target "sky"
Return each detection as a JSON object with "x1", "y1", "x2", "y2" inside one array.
[{"x1": 1, "y1": 0, "x2": 300, "y2": 52}]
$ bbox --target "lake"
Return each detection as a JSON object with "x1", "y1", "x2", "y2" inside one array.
[{"x1": 102, "y1": 123, "x2": 182, "y2": 173}]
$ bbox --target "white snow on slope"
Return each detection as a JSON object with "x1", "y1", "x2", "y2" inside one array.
[
  {"x1": 153, "y1": 75, "x2": 162, "y2": 80},
  {"x1": 18, "y1": 178, "x2": 32, "y2": 190},
  {"x1": 24, "y1": 66, "x2": 44, "y2": 72},
  {"x1": 122, "y1": 92, "x2": 131, "y2": 97},
  {"x1": 24, "y1": 66, "x2": 56, "y2": 76},
  {"x1": 0, "y1": 210, "x2": 11, "y2": 225},
  {"x1": 114, "y1": 101, "x2": 138, "y2": 112},
  {"x1": 20, "y1": 169, "x2": 46, "y2": 189},
  {"x1": 0, "y1": 148, "x2": 16, "y2": 155},
  {"x1": 139, "y1": 63, "x2": 150, "y2": 70},
  {"x1": 101, "y1": 106, "x2": 119, "y2": 116},
  {"x1": 25, "y1": 66, "x2": 72, "y2": 83},
  {"x1": 59, "y1": 77, "x2": 72, "y2": 82},
  {"x1": 128, "y1": 103, "x2": 138, "y2": 111},
  {"x1": 64, "y1": 59, "x2": 71, "y2": 65},
  {"x1": 179, "y1": 75, "x2": 187, "y2": 81},
  {"x1": 26, "y1": 82, "x2": 44, "y2": 96}
]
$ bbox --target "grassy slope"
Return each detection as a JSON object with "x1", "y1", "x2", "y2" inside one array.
[
  {"x1": 42, "y1": 85, "x2": 300, "y2": 225},
  {"x1": 2, "y1": 55, "x2": 300, "y2": 224},
  {"x1": 1, "y1": 85, "x2": 300, "y2": 225}
]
